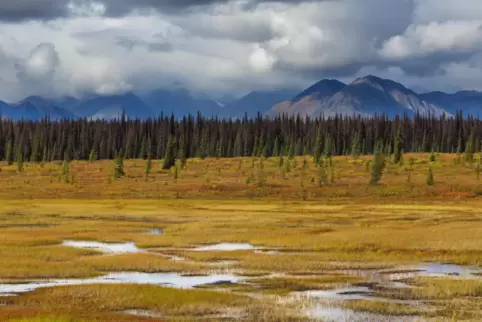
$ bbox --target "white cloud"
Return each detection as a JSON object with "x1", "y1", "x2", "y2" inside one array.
[
  {"x1": 249, "y1": 45, "x2": 275, "y2": 71},
  {"x1": 1, "y1": 0, "x2": 482, "y2": 101},
  {"x1": 380, "y1": 21, "x2": 482, "y2": 59},
  {"x1": 16, "y1": 43, "x2": 59, "y2": 81},
  {"x1": 67, "y1": 1, "x2": 107, "y2": 17}
]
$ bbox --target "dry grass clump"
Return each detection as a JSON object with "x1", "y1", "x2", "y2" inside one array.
[
  {"x1": 246, "y1": 275, "x2": 363, "y2": 295},
  {"x1": 6, "y1": 284, "x2": 250, "y2": 320},
  {"x1": 341, "y1": 300, "x2": 424, "y2": 317}
]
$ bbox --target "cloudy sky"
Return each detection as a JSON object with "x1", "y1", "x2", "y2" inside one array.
[{"x1": 1, "y1": 0, "x2": 482, "y2": 101}]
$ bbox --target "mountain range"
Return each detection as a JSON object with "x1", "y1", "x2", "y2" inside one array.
[{"x1": 1, "y1": 75, "x2": 481, "y2": 120}]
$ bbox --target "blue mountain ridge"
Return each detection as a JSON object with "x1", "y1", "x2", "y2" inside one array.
[{"x1": 2, "y1": 76, "x2": 482, "y2": 120}]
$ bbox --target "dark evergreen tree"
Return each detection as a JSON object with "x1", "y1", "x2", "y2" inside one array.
[
  {"x1": 351, "y1": 133, "x2": 361, "y2": 159},
  {"x1": 313, "y1": 128, "x2": 322, "y2": 165},
  {"x1": 197, "y1": 129, "x2": 208, "y2": 159},
  {"x1": 16, "y1": 150, "x2": 24, "y2": 173},
  {"x1": 324, "y1": 135, "x2": 332, "y2": 158},
  {"x1": 5, "y1": 139, "x2": 13, "y2": 166},
  {"x1": 465, "y1": 131, "x2": 475, "y2": 164},
  {"x1": 393, "y1": 127, "x2": 403, "y2": 164},
  {"x1": 427, "y1": 166, "x2": 435, "y2": 186},
  {"x1": 114, "y1": 152, "x2": 125, "y2": 178},
  {"x1": 89, "y1": 146, "x2": 97, "y2": 163},
  {"x1": 163, "y1": 136, "x2": 176, "y2": 169},
  {"x1": 178, "y1": 135, "x2": 187, "y2": 167},
  {"x1": 369, "y1": 142, "x2": 386, "y2": 185},
  {"x1": 273, "y1": 137, "x2": 280, "y2": 157},
  {"x1": 139, "y1": 136, "x2": 147, "y2": 159},
  {"x1": 288, "y1": 138, "x2": 295, "y2": 159},
  {"x1": 145, "y1": 153, "x2": 152, "y2": 181},
  {"x1": 216, "y1": 138, "x2": 225, "y2": 159}
]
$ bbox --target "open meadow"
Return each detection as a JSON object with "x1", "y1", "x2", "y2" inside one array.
[{"x1": 0, "y1": 154, "x2": 481, "y2": 321}]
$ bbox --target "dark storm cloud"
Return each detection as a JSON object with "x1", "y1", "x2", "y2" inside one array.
[
  {"x1": 381, "y1": 52, "x2": 477, "y2": 77},
  {"x1": 99, "y1": 0, "x2": 328, "y2": 15},
  {"x1": 275, "y1": 60, "x2": 366, "y2": 79},
  {"x1": 0, "y1": 0, "x2": 325, "y2": 21},
  {"x1": 0, "y1": 0, "x2": 69, "y2": 21}
]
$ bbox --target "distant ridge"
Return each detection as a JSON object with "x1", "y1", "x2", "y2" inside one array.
[
  {"x1": 3, "y1": 76, "x2": 482, "y2": 120},
  {"x1": 267, "y1": 79, "x2": 346, "y2": 117},
  {"x1": 267, "y1": 75, "x2": 451, "y2": 118}
]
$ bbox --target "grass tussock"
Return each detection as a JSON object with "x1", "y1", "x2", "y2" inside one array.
[
  {"x1": 341, "y1": 300, "x2": 423, "y2": 316},
  {"x1": 246, "y1": 275, "x2": 363, "y2": 295},
  {"x1": 12, "y1": 284, "x2": 250, "y2": 316}
]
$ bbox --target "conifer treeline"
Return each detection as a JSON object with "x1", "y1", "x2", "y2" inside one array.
[{"x1": 0, "y1": 112, "x2": 480, "y2": 163}]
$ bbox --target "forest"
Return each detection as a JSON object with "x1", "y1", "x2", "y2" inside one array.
[{"x1": 0, "y1": 111, "x2": 478, "y2": 164}]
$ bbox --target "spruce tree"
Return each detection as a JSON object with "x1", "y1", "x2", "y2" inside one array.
[
  {"x1": 369, "y1": 142, "x2": 386, "y2": 185},
  {"x1": 251, "y1": 136, "x2": 259, "y2": 157},
  {"x1": 173, "y1": 163, "x2": 179, "y2": 182},
  {"x1": 257, "y1": 135, "x2": 265, "y2": 157},
  {"x1": 455, "y1": 130, "x2": 463, "y2": 164},
  {"x1": 62, "y1": 159, "x2": 70, "y2": 183},
  {"x1": 351, "y1": 134, "x2": 361, "y2": 159},
  {"x1": 288, "y1": 138, "x2": 295, "y2": 159},
  {"x1": 313, "y1": 127, "x2": 322, "y2": 165},
  {"x1": 300, "y1": 158, "x2": 308, "y2": 188},
  {"x1": 324, "y1": 135, "x2": 332, "y2": 158},
  {"x1": 465, "y1": 132, "x2": 475, "y2": 165},
  {"x1": 295, "y1": 138, "x2": 303, "y2": 156},
  {"x1": 114, "y1": 152, "x2": 125, "y2": 179},
  {"x1": 138, "y1": 136, "x2": 147, "y2": 159},
  {"x1": 427, "y1": 166, "x2": 435, "y2": 186},
  {"x1": 216, "y1": 138, "x2": 225, "y2": 159},
  {"x1": 145, "y1": 153, "x2": 152, "y2": 181},
  {"x1": 262, "y1": 140, "x2": 270, "y2": 158},
  {"x1": 329, "y1": 162, "x2": 336, "y2": 185},
  {"x1": 89, "y1": 147, "x2": 97, "y2": 163},
  {"x1": 30, "y1": 135, "x2": 41, "y2": 163},
  {"x1": 393, "y1": 127, "x2": 403, "y2": 164},
  {"x1": 42, "y1": 147, "x2": 48, "y2": 164},
  {"x1": 163, "y1": 136, "x2": 176, "y2": 169},
  {"x1": 178, "y1": 139, "x2": 187, "y2": 168},
  {"x1": 283, "y1": 156, "x2": 291, "y2": 173},
  {"x1": 197, "y1": 130, "x2": 207, "y2": 159},
  {"x1": 456, "y1": 130, "x2": 463, "y2": 154},
  {"x1": 256, "y1": 158, "x2": 266, "y2": 186},
  {"x1": 317, "y1": 159, "x2": 327, "y2": 186},
  {"x1": 16, "y1": 151, "x2": 24, "y2": 173},
  {"x1": 273, "y1": 137, "x2": 280, "y2": 157},
  {"x1": 5, "y1": 140, "x2": 13, "y2": 166}
]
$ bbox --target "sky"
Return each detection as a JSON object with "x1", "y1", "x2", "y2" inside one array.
[{"x1": 1, "y1": 0, "x2": 482, "y2": 101}]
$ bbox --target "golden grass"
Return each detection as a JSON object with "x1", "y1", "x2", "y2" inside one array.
[
  {"x1": 0, "y1": 153, "x2": 479, "y2": 200},
  {"x1": 396, "y1": 277, "x2": 482, "y2": 300},
  {"x1": 14, "y1": 284, "x2": 248, "y2": 314},
  {"x1": 0, "y1": 154, "x2": 481, "y2": 320},
  {"x1": 246, "y1": 275, "x2": 363, "y2": 295},
  {"x1": 2, "y1": 285, "x2": 302, "y2": 322},
  {"x1": 341, "y1": 300, "x2": 423, "y2": 317}
]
